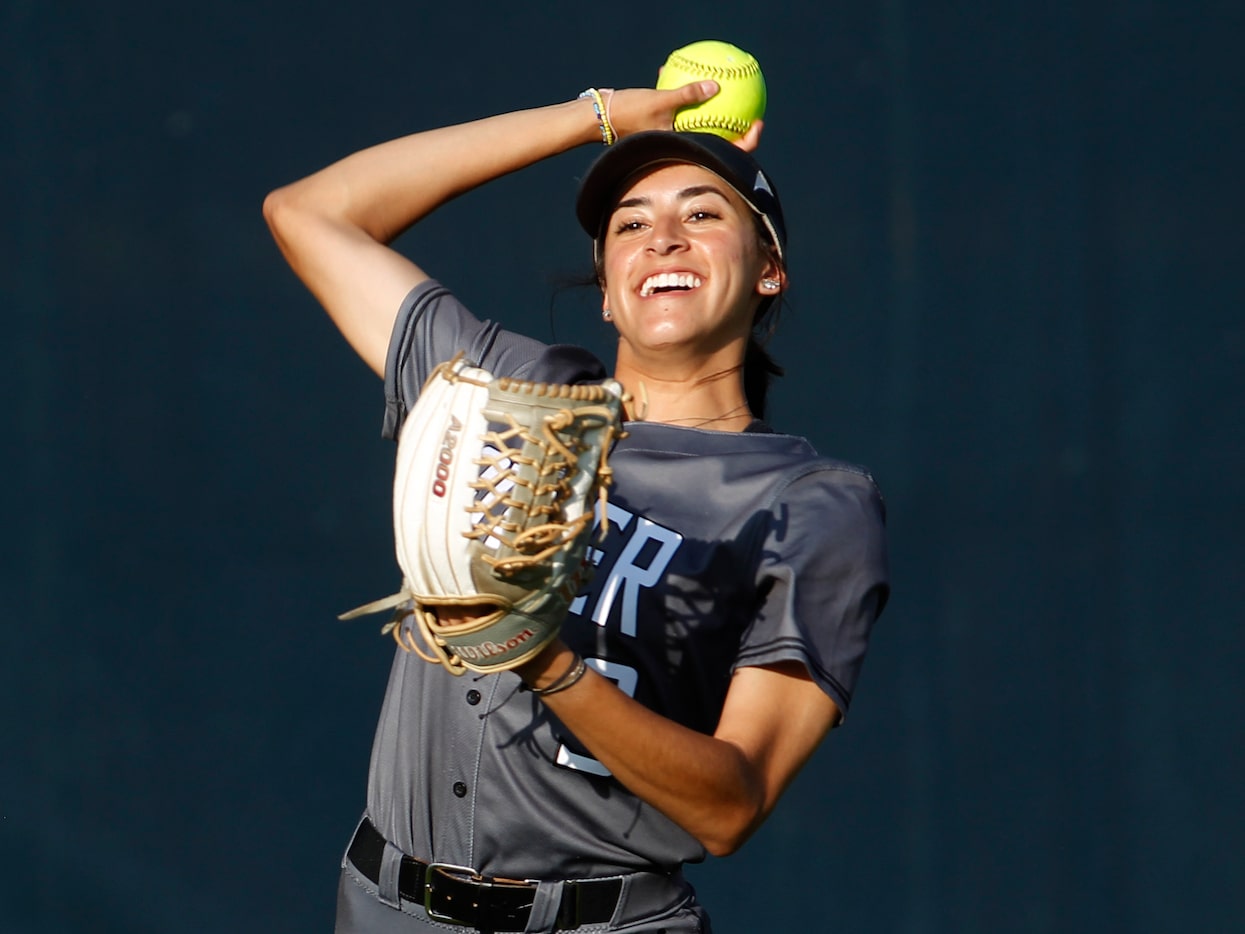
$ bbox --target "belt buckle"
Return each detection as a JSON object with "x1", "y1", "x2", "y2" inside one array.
[
  {"x1": 425, "y1": 862, "x2": 545, "y2": 928},
  {"x1": 424, "y1": 862, "x2": 482, "y2": 925}
]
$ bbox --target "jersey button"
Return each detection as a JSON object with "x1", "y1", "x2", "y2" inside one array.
[
  {"x1": 453, "y1": 781, "x2": 468, "y2": 798},
  {"x1": 465, "y1": 689, "x2": 482, "y2": 706}
]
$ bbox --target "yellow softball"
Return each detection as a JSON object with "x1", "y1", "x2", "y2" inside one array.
[{"x1": 655, "y1": 40, "x2": 767, "y2": 141}]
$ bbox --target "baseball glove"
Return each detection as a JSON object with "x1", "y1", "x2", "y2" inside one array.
[{"x1": 340, "y1": 354, "x2": 627, "y2": 675}]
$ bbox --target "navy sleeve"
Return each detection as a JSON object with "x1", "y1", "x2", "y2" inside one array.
[
  {"x1": 381, "y1": 280, "x2": 607, "y2": 440},
  {"x1": 734, "y1": 464, "x2": 890, "y2": 719}
]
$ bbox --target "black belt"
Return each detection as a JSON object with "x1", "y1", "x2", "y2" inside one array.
[{"x1": 346, "y1": 818, "x2": 623, "y2": 930}]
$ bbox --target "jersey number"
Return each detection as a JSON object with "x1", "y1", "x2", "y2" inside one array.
[{"x1": 556, "y1": 503, "x2": 681, "y2": 775}]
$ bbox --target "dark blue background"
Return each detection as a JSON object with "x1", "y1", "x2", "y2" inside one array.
[{"x1": 4, "y1": 2, "x2": 1242, "y2": 931}]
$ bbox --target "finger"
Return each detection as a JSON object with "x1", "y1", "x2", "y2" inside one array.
[{"x1": 734, "y1": 118, "x2": 764, "y2": 152}]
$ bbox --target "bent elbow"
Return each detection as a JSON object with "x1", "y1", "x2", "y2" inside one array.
[
  {"x1": 262, "y1": 185, "x2": 297, "y2": 238},
  {"x1": 702, "y1": 827, "x2": 752, "y2": 858},
  {"x1": 262, "y1": 184, "x2": 325, "y2": 266},
  {"x1": 699, "y1": 801, "x2": 765, "y2": 858},
  {"x1": 703, "y1": 836, "x2": 743, "y2": 859}
]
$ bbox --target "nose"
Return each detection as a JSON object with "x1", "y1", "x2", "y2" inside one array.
[{"x1": 646, "y1": 214, "x2": 687, "y2": 255}]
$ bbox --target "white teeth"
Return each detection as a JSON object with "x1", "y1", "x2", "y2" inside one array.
[{"x1": 640, "y1": 273, "x2": 703, "y2": 297}]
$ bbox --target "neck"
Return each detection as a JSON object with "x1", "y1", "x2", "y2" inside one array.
[{"x1": 613, "y1": 358, "x2": 753, "y2": 431}]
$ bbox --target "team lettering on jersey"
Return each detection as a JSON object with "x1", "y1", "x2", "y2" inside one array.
[
  {"x1": 569, "y1": 501, "x2": 682, "y2": 636},
  {"x1": 557, "y1": 501, "x2": 683, "y2": 776}
]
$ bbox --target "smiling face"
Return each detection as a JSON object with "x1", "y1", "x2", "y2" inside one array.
[{"x1": 598, "y1": 162, "x2": 782, "y2": 367}]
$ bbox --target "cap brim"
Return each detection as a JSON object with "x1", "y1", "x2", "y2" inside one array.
[{"x1": 575, "y1": 131, "x2": 786, "y2": 258}]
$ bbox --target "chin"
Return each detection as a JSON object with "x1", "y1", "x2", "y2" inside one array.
[{"x1": 634, "y1": 324, "x2": 692, "y2": 350}]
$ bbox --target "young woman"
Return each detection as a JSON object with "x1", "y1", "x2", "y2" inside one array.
[{"x1": 265, "y1": 81, "x2": 889, "y2": 933}]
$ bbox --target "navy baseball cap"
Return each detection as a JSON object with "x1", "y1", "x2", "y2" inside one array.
[{"x1": 575, "y1": 131, "x2": 787, "y2": 262}]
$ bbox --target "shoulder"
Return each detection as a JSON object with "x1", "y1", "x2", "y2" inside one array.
[
  {"x1": 766, "y1": 452, "x2": 888, "y2": 555},
  {"x1": 382, "y1": 280, "x2": 608, "y2": 439},
  {"x1": 741, "y1": 424, "x2": 887, "y2": 520},
  {"x1": 771, "y1": 455, "x2": 885, "y2": 521},
  {"x1": 743, "y1": 433, "x2": 888, "y2": 569},
  {"x1": 391, "y1": 278, "x2": 607, "y2": 383}
]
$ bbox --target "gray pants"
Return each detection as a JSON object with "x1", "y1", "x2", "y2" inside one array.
[{"x1": 335, "y1": 841, "x2": 712, "y2": 933}]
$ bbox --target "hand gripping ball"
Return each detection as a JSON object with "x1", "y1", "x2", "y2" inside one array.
[{"x1": 655, "y1": 40, "x2": 767, "y2": 141}]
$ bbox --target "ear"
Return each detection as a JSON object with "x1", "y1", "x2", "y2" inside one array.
[{"x1": 755, "y1": 260, "x2": 787, "y2": 296}]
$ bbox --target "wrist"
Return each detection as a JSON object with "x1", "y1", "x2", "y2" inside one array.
[
  {"x1": 577, "y1": 88, "x2": 616, "y2": 145},
  {"x1": 529, "y1": 655, "x2": 587, "y2": 696},
  {"x1": 517, "y1": 642, "x2": 584, "y2": 694}
]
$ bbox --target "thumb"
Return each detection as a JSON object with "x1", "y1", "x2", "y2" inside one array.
[{"x1": 677, "y1": 79, "x2": 719, "y2": 103}]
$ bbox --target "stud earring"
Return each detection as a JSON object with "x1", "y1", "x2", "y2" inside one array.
[
  {"x1": 762, "y1": 279, "x2": 781, "y2": 291},
  {"x1": 602, "y1": 309, "x2": 613, "y2": 321}
]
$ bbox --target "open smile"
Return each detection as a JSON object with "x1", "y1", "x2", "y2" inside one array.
[{"x1": 639, "y1": 272, "x2": 703, "y2": 298}]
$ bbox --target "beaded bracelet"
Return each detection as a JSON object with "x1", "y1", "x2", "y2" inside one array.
[
  {"x1": 528, "y1": 654, "x2": 588, "y2": 696},
  {"x1": 578, "y1": 88, "x2": 615, "y2": 145}
]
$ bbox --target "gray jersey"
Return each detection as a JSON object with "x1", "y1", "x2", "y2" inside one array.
[{"x1": 363, "y1": 280, "x2": 889, "y2": 880}]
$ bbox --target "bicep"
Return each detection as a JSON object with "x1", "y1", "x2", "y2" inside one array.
[{"x1": 713, "y1": 661, "x2": 841, "y2": 814}]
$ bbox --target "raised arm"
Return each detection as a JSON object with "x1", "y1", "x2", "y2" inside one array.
[{"x1": 262, "y1": 84, "x2": 728, "y2": 376}]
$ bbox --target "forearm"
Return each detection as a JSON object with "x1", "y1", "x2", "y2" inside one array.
[
  {"x1": 273, "y1": 98, "x2": 603, "y2": 244},
  {"x1": 519, "y1": 645, "x2": 770, "y2": 857},
  {"x1": 267, "y1": 81, "x2": 722, "y2": 245}
]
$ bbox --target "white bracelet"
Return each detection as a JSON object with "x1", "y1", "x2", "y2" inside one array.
[{"x1": 578, "y1": 88, "x2": 615, "y2": 145}]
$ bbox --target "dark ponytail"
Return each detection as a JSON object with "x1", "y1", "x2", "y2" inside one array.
[
  {"x1": 744, "y1": 329, "x2": 784, "y2": 420},
  {"x1": 744, "y1": 231, "x2": 786, "y2": 419}
]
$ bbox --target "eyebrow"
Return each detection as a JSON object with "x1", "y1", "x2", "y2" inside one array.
[{"x1": 613, "y1": 183, "x2": 733, "y2": 212}]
